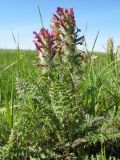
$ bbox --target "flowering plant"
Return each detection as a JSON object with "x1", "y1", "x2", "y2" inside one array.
[{"x1": 33, "y1": 7, "x2": 84, "y2": 67}]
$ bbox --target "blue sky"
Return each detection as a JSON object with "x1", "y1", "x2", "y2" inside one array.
[{"x1": 0, "y1": 0, "x2": 120, "y2": 51}]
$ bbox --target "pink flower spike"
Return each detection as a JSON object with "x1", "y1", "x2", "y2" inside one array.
[
  {"x1": 33, "y1": 31, "x2": 37, "y2": 37},
  {"x1": 70, "y1": 8, "x2": 74, "y2": 17},
  {"x1": 53, "y1": 14, "x2": 59, "y2": 22},
  {"x1": 50, "y1": 30, "x2": 55, "y2": 37},
  {"x1": 56, "y1": 7, "x2": 64, "y2": 16},
  {"x1": 65, "y1": 9, "x2": 68, "y2": 13},
  {"x1": 33, "y1": 31, "x2": 40, "y2": 39},
  {"x1": 40, "y1": 28, "x2": 49, "y2": 38},
  {"x1": 33, "y1": 40, "x2": 36, "y2": 44},
  {"x1": 33, "y1": 40, "x2": 39, "y2": 49},
  {"x1": 33, "y1": 31, "x2": 36, "y2": 35}
]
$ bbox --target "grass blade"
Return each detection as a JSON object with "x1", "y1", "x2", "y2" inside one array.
[
  {"x1": 91, "y1": 30, "x2": 99, "y2": 53},
  {"x1": 38, "y1": 5, "x2": 44, "y2": 28},
  {"x1": 5, "y1": 98, "x2": 12, "y2": 128},
  {"x1": 0, "y1": 58, "x2": 23, "y2": 75}
]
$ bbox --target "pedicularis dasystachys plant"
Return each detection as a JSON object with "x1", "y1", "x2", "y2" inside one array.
[{"x1": 33, "y1": 7, "x2": 84, "y2": 66}]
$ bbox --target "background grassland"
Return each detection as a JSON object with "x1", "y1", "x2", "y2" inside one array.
[{"x1": 0, "y1": 49, "x2": 120, "y2": 159}]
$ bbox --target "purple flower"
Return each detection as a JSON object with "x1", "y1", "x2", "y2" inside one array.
[
  {"x1": 69, "y1": 8, "x2": 74, "y2": 17},
  {"x1": 56, "y1": 7, "x2": 64, "y2": 16},
  {"x1": 33, "y1": 28, "x2": 55, "y2": 66},
  {"x1": 33, "y1": 7, "x2": 84, "y2": 65},
  {"x1": 51, "y1": 7, "x2": 75, "y2": 30},
  {"x1": 50, "y1": 7, "x2": 76, "y2": 61}
]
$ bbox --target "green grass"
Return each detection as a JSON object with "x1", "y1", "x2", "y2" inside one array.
[
  {"x1": 0, "y1": 49, "x2": 120, "y2": 159},
  {"x1": 0, "y1": 49, "x2": 36, "y2": 107}
]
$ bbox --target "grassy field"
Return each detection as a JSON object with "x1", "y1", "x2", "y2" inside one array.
[{"x1": 0, "y1": 49, "x2": 120, "y2": 159}]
